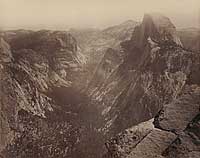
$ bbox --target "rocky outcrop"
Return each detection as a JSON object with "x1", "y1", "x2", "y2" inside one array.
[
  {"x1": 126, "y1": 129, "x2": 176, "y2": 158},
  {"x1": 104, "y1": 85, "x2": 200, "y2": 158},
  {"x1": 0, "y1": 38, "x2": 14, "y2": 153},
  {"x1": 90, "y1": 13, "x2": 188, "y2": 135},
  {"x1": 131, "y1": 13, "x2": 182, "y2": 49},
  {"x1": 2, "y1": 30, "x2": 86, "y2": 115},
  {"x1": 10, "y1": 30, "x2": 85, "y2": 78},
  {"x1": 103, "y1": 119, "x2": 154, "y2": 158},
  {"x1": 0, "y1": 22, "x2": 139, "y2": 158},
  {"x1": 102, "y1": 14, "x2": 200, "y2": 158},
  {"x1": 70, "y1": 21, "x2": 139, "y2": 87},
  {"x1": 0, "y1": 38, "x2": 12, "y2": 64},
  {"x1": 88, "y1": 48, "x2": 122, "y2": 92},
  {"x1": 155, "y1": 85, "x2": 200, "y2": 158},
  {"x1": 1, "y1": 13, "x2": 199, "y2": 158},
  {"x1": 0, "y1": 31, "x2": 87, "y2": 156}
]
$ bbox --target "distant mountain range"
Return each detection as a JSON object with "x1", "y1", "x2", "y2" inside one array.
[
  {"x1": 0, "y1": 14, "x2": 200, "y2": 158},
  {"x1": 177, "y1": 27, "x2": 200, "y2": 52}
]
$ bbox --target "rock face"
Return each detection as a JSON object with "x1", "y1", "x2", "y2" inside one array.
[
  {"x1": 1, "y1": 13, "x2": 200, "y2": 158},
  {"x1": 154, "y1": 85, "x2": 200, "y2": 158},
  {"x1": 132, "y1": 13, "x2": 182, "y2": 49},
  {"x1": 0, "y1": 38, "x2": 12, "y2": 63},
  {"x1": 70, "y1": 20, "x2": 139, "y2": 86},
  {"x1": 0, "y1": 31, "x2": 87, "y2": 157},
  {"x1": 101, "y1": 14, "x2": 200, "y2": 158},
  {"x1": 89, "y1": 13, "x2": 187, "y2": 135},
  {"x1": 0, "y1": 23, "x2": 139, "y2": 158},
  {"x1": 103, "y1": 119, "x2": 155, "y2": 158},
  {"x1": 0, "y1": 38, "x2": 14, "y2": 153},
  {"x1": 88, "y1": 48, "x2": 122, "y2": 92},
  {"x1": 9, "y1": 30, "x2": 85, "y2": 79},
  {"x1": 104, "y1": 86, "x2": 200, "y2": 158}
]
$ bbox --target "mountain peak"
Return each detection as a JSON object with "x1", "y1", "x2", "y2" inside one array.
[
  {"x1": 143, "y1": 13, "x2": 176, "y2": 32},
  {"x1": 132, "y1": 13, "x2": 182, "y2": 48}
]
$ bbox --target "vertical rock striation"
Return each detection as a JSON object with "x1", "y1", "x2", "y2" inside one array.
[
  {"x1": 0, "y1": 31, "x2": 86, "y2": 157},
  {"x1": 102, "y1": 13, "x2": 200, "y2": 158}
]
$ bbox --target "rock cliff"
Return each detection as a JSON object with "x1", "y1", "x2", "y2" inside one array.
[
  {"x1": 0, "y1": 13, "x2": 199, "y2": 158},
  {"x1": 0, "y1": 31, "x2": 87, "y2": 157},
  {"x1": 101, "y1": 14, "x2": 200, "y2": 158},
  {"x1": 69, "y1": 20, "x2": 139, "y2": 86}
]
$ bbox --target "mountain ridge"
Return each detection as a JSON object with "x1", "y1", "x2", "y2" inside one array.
[{"x1": 0, "y1": 13, "x2": 200, "y2": 158}]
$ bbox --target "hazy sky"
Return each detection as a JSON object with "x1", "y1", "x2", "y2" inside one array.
[{"x1": 0, "y1": 0, "x2": 199, "y2": 30}]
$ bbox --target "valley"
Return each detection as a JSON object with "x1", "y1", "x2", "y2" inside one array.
[{"x1": 0, "y1": 13, "x2": 200, "y2": 158}]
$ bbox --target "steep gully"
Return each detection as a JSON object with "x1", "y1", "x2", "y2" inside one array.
[{"x1": 0, "y1": 13, "x2": 200, "y2": 158}]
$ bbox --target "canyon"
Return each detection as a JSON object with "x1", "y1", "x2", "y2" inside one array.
[{"x1": 0, "y1": 13, "x2": 200, "y2": 158}]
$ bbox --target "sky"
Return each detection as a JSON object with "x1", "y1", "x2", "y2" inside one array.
[{"x1": 0, "y1": 0, "x2": 199, "y2": 30}]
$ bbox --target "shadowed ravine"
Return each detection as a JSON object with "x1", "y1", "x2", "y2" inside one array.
[
  {"x1": 4, "y1": 86, "x2": 106, "y2": 158},
  {"x1": 0, "y1": 13, "x2": 200, "y2": 158}
]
